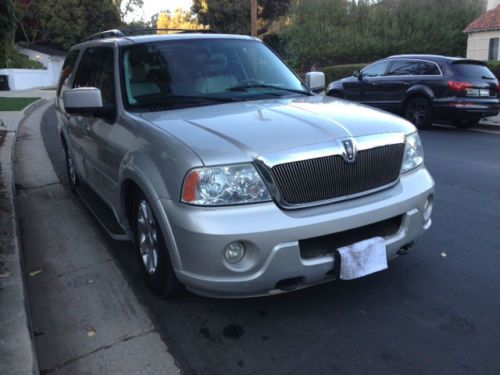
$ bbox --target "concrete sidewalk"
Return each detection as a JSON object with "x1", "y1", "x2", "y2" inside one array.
[
  {"x1": 1, "y1": 89, "x2": 180, "y2": 374},
  {"x1": 0, "y1": 91, "x2": 51, "y2": 374},
  {"x1": 480, "y1": 113, "x2": 500, "y2": 131}
]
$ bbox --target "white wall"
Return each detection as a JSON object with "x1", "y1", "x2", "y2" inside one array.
[
  {"x1": 466, "y1": 30, "x2": 500, "y2": 60},
  {"x1": 0, "y1": 58, "x2": 63, "y2": 90}
]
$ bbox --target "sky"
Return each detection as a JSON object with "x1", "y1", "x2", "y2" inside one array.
[{"x1": 126, "y1": 0, "x2": 194, "y2": 22}]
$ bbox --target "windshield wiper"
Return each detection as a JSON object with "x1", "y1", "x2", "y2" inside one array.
[
  {"x1": 134, "y1": 94, "x2": 239, "y2": 108},
  {"x1": 226, "y1": 84, "x2": 311, "y2": 96}
]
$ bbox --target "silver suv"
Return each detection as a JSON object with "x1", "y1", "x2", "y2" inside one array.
[{"x1": 56, "y1": 30, "x2": 434, "y2": 298}]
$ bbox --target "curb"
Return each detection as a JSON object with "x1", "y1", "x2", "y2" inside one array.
[
  {"x1": 477, "y1": 122, "x2": 500, "y2": 132},
  {"x1": 0, "y1": 98, "x2": 47, "y2": 374}
]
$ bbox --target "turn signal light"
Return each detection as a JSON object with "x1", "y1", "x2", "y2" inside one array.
[
  {"x1": 182, "y1": 170, "x2": 200, "y2": 203},
  {"x1": 448, "y1": 80, "x2": 473, "y2": 91}
]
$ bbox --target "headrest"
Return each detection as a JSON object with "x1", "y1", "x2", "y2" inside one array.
[
  {"x1": 130, "y1": 62, "x2": 148, "y2": 82},
  {"x1": 196, "y1": 53, "x2": 227, "y2": 76}
]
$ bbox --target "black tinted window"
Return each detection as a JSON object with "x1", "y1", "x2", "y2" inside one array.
[
  {"x1": 73, "y1": 47, "x2": 115, "y2": 105},
  {"x1": 388, "y1": 60, "x2": 440, "y2": 76},
  {"x1": 453, "y1": 63, "x2": 496, "y2": 80},
  {"x1": 57, "y1": 50, "x2": 80, "y2": 96}
]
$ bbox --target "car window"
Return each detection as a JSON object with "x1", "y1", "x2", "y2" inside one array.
[
  {"x1": 387, "y1": 60, "x2": 440, "y2": 76},
  {"x1": 452, "y1": 62, "x2": 496, "y2": 80},
  {"x1": 73, "y1": 47, "x2": 115, "y2": 106},
  {"x1": 361, "y1": 61, "x2": 389, "y2": 77},
  {"x1": 121, "y1": 38, "x2": 308, "y2": 109},
  {"x1": 57, "y1": 49, "x2": 80, "y2": 96}
]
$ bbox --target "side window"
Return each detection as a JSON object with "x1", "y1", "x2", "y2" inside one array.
[
  {"x1": 362, "y1": 61, "x2": 389, "y2": 78},
  {"x1": 489, "y1": 38, "x2": 499, "y2": 61},
  {"x1": 416, "y1": 62, "x2": 440, "y2": 76},
  {"x1": 73, "y1": 47, "x2": 115, "y2": 106},
  {"x1": 387, "y1": 61, "x2": 418, "y2": 76},
  {"x1": 57, "y1": 50, "x2": 80, "y2": 96}
]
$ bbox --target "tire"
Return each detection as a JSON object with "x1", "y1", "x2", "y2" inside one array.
[
  {"x1": 452, "y1": 119, "x2": 479, "y2": 128},
  {"x1": 404, "y1": 97, "x2": 433, "y2": 129},
  {"x1": 64, "y1": 146, "x2": 79, "y2": 193},
  {"x1": 133, "y1": 192, "x2": 182, "y2": 298}
]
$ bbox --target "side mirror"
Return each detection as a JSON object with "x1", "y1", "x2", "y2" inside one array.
[
  {"x1": 63, "y1": 88, "x2": 114, "y2": 117},
  {"x1": 353, "y1": 70, "x2": 362, "y2": 80},
  {"x1": 305, "y1": 71, "x2": 326, "y2": 94}
]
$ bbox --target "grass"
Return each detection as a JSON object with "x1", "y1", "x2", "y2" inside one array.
[{"x1": 0, "y1": 97, "x2": 40, "y2": 111}]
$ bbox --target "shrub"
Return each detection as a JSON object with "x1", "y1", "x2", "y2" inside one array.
[
  {"x1": 487, "y1": 61, "x2": 500, "y2": 79},
  {"x1": 323, "y1": 63, "x2": 367, "y2": 84},
  {"x1": 0, "y1": 45, "x2": 44, "y2": 69}
]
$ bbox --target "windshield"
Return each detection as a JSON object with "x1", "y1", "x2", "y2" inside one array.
[{"x1": 121, "y1": 38, "x2": 309, "y2": 110}]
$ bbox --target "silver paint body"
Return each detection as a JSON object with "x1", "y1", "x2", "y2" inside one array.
[{"x1": 56, "y1": 34, "x2": 434, "y2": 297}]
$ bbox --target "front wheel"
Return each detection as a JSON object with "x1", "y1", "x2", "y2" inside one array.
[
  {"x1": 404, "y1": 97, "x2": 433, "y2": 129},
  {"x1": 134, "y1": 193, "x2": 182, "y2": 298}
]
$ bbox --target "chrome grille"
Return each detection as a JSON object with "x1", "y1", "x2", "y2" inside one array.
[{"x1": 270, "y1": 143, "x2": 405, "y2": 206}]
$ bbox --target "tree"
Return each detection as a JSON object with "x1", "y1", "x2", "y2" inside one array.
[
  {"x1": 0, "y1": 0, "x2": 17, "y2": 66},
  {"x1": 20, "y1": 0, "x2": 120, "y2": 50},
  {"x1": 114, "y1": 0, "x2": 144, "y2": 22},
  {"x1": 191, "y1": 0, "x2": 290, "y2": 35},
  {"x1": 156, "y1": 9, "x2": 206, "y2": 32}
]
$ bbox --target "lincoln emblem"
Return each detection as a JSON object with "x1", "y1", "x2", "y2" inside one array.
[{"x1": 342, "y1": 140, "x2": 356, "y2": 162}]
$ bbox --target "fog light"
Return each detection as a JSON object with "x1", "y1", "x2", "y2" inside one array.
[
  {"x1": 423, "y1": 195, "x2": 433, "y2": 222},
  {"x1": 224, "y1": 242, "x2": 245, "y2": 263}
]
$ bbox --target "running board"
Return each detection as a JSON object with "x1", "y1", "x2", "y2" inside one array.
[{"x1": 76, "y1": 184, "x2": 132, "y2": 241}]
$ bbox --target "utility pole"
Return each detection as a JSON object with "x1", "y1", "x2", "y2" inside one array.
[{"x1": 251, "y1": 0, "x2": 257, "y2": 36}]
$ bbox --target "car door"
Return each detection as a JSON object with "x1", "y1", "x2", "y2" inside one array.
[
  {"x1": 375, "y1": 59, "x2": 418, "y2": 110},
  {"x1": 71, "y1": 46, "x2": 119, "y2": 205},
  {"x1": 357, "y1": 60, "x2": 390, "y2": 106}
]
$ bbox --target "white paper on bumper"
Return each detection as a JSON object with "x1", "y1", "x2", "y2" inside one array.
[{"x1": 337, "y1": 236, "x2": 388, "y2": 280}]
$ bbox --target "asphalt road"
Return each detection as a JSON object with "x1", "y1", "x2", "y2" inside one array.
[{"x1": 41, "y1": 105, "x2": 500, "y2": 375}]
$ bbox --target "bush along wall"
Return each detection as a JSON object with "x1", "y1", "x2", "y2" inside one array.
[{"x1": 323, "y1": 64, "x2": 367, "y2": 84}]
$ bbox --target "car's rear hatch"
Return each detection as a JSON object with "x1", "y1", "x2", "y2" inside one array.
[{"x1": 449, "y1": 60, "x2": 499, "y2": 98}]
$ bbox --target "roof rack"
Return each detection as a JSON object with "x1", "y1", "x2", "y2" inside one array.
[{"x1": 84, "y1": 28, "x2": 215, "y2": 41}]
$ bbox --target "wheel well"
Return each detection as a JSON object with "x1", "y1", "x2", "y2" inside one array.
[
  {"x1": 403, "y1": 93, "x2": 431, "y2": 108},
  {"x1": 122, "y1": 179, "x2": 141, "y2": 229}
]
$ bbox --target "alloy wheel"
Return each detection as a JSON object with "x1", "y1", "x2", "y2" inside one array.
[{"x1": 136, "y1": 199, "x2": 159, "y2": 275}]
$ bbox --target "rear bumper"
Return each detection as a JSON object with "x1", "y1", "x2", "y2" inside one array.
[
  {"x1": 434, "y1": 98, "x2": 500, "y2": 119},
  {"x1": 159, "y1": 167, "x2": 435, "y2": 298}
]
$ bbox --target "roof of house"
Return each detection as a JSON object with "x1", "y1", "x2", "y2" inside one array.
[
  {"x1": 17, "y1": 43, "x2": 66, "y2": 57},
  {"x1": 465, "y1": 6, "x2": 500, "y2": 33}
]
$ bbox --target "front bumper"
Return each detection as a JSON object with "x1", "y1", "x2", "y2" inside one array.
[{"x1": 159, "y1": 167, "x2": 434, "y2": 298}]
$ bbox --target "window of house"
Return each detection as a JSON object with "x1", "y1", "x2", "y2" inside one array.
[{"x1": 489, "y1": 38, "x2": 499, "y2": 61}]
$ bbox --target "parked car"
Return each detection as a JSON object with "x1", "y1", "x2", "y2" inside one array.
[
  {"x1": 56, "y1": 30, "x2": 434, "y2": 298},
  {"x1": 326, "y1": 54, "x2": 500, "y2": 129}
]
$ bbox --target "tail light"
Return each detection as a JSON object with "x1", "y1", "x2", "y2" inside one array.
[{"x1": 448, "y1": 81, "x2": 473, "y2": 92}]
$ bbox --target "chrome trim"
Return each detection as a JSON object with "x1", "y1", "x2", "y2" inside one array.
[
  {"x1": 256, "y1": 132, "x2": 405, "y2": 168},
  {"x1": 254, "y1": 132, "x2": 405, "y2": 210}
]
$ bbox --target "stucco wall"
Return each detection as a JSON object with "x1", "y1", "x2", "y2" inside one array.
[
  {"x1": 0, "y1": 59, "x2": 63, "y2": 90},
  {"x1": 466, "y1": 30, "x2": 500, "y2": 60}
]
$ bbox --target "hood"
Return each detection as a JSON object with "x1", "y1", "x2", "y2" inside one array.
[{"x1": 140, "y1": 95, "x2": 415, "y2": 166}]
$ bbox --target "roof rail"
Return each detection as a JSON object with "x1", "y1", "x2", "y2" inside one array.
[
  {"x1": 84, "y1": 29, "x2": 124, "y2": 41},
  {"x1": 84, "y1": 28, "x2": 215, "y2": 41}
]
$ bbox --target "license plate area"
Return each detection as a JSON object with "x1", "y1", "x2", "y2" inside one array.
[{"x1": 335, "y1": 236, "x2": 388, "y2": 280}]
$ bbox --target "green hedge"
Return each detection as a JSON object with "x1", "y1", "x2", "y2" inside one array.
[
  {"x1": 487, "y1": 61, "x2": 500, "y2": 79},
  {"x1": 323, "y1": 64, "x2": 367, "y2": 85}
]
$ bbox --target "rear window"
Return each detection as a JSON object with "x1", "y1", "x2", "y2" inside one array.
[{"x1": 452, "y1": 63, "x2": 496, "y2": 80}]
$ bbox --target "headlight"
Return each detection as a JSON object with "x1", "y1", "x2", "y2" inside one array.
[
  {"x1": 181, "y1": 164, "x2": 272, "y2": 206},
  {"x1": 401, "y1": 132, "x2": 424, "y2": 173}
]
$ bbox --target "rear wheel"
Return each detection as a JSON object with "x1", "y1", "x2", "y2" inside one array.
[
  {"x1": 404, "y1": 97, "x2": 433, "y2": 129},
  {"x1": 133, "y1": 192, "x2": 182, "y2": 298}
]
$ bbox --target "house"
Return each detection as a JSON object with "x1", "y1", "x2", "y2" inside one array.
[
  {"x1": 0, "y1": 43, "x2": 66, "y2": 91},
  {"x1": 465, "y1": 0, "x2": 500, "y2": 60}
]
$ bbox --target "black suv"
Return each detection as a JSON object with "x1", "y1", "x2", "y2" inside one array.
[{"x1": 326, "y1": 55, "x2": 500, "y2": 129}]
